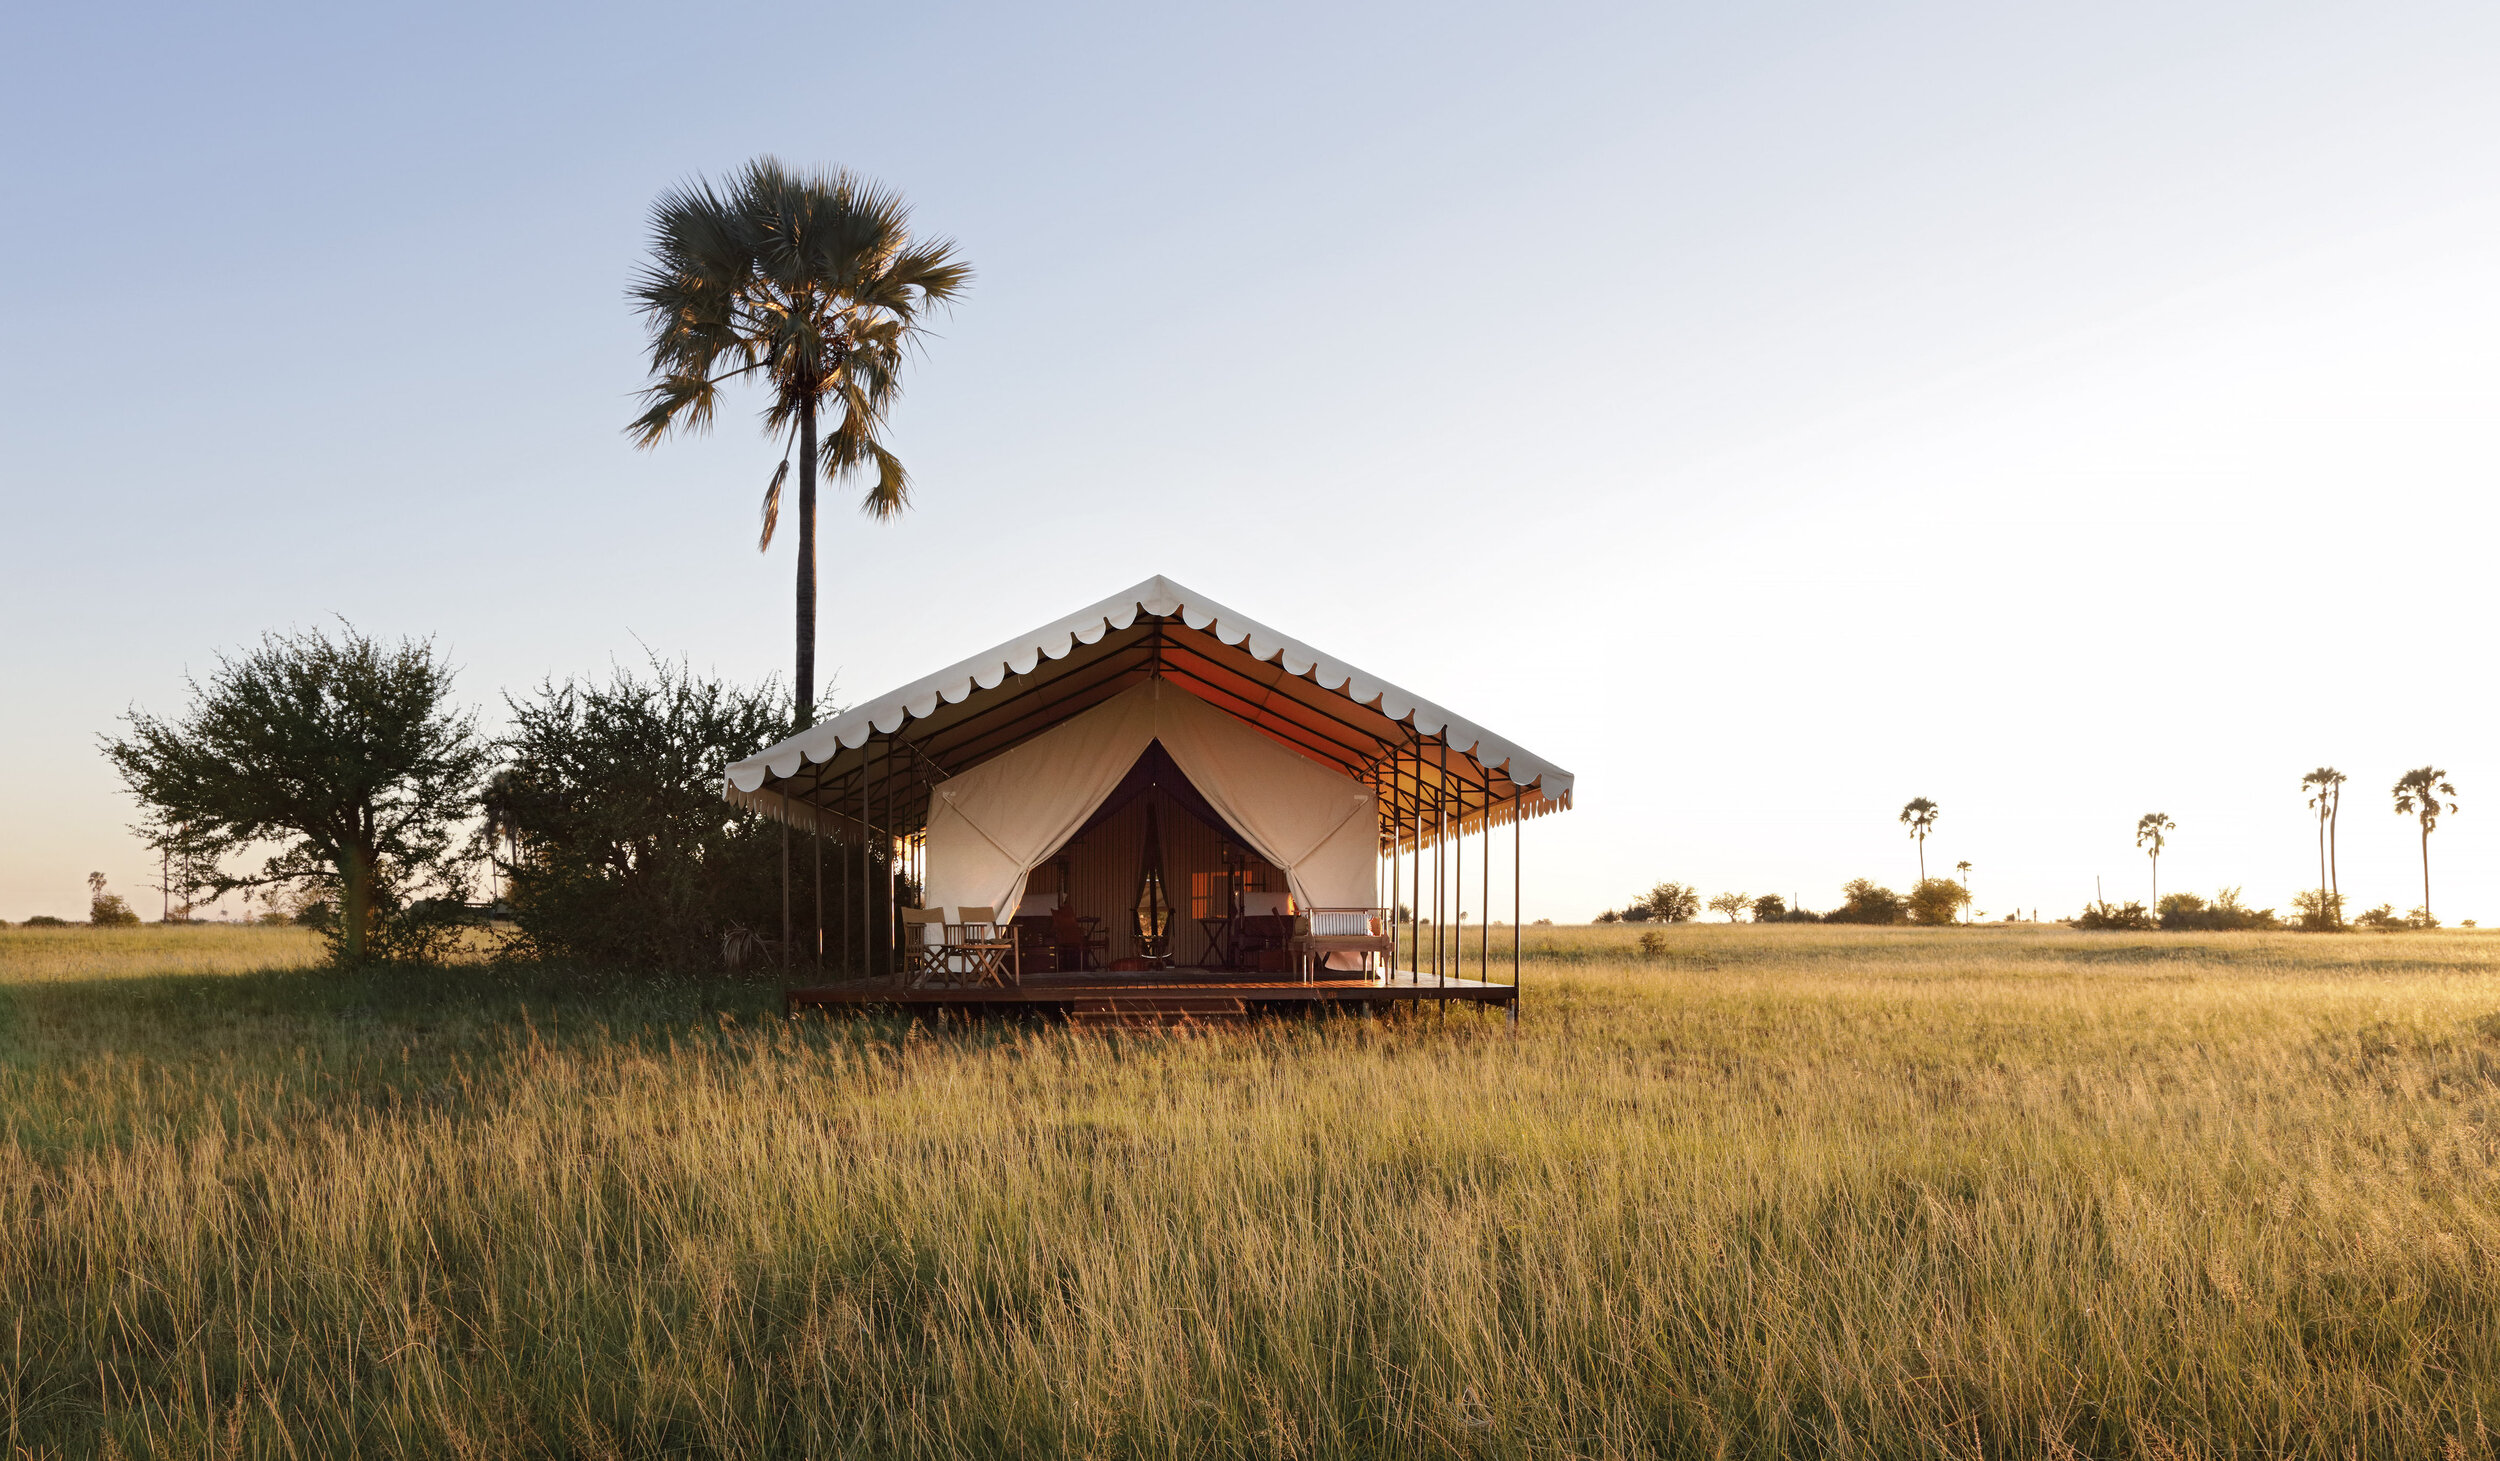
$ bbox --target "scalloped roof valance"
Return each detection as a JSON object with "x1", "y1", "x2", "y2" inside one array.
[{"x1": 723, "y1": 575, "x2": 1573, "y2": 847}]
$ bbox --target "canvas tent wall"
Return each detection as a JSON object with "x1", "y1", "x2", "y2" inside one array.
[
  {"x1": 723, "y1": 574, "x2": 1573, "y2": 974},
  {"x1": 916, "y1": 678, "x2": 1377, "y2": 926}
]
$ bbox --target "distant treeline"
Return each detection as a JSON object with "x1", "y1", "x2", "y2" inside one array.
[
  {"x1": 1596, "y1": 880, "x2": 2466, "y2": 932},
  {"x1": 1597, "y1": 879, "x2": 1973, "y2": 927}
]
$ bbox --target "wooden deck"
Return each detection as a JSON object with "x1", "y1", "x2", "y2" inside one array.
[{"x1": 784, "y1": 968, "x2": 1517, "y2": 1020}]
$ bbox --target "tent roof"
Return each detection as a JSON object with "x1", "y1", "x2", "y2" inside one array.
[{"x1": 724, "y1": 575, "x2": 1573, "y2": 845}]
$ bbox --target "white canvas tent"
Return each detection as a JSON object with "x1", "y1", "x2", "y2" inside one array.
[
  {"x1": 725, "y1": 574, "x2": 1572, "y2": 978},
  {"x1": 916, "y1": 679, "x2": 1379, "y2": 928}
]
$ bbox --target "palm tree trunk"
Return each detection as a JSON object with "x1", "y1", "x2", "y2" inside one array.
[
  {"x1": 1916, "y1": 838, "x2": 1925, "y2": 884},
  {"x1": 2329, "y1": 792, "x2": 2341, "y2": 926},
  {"x1": 2421, "y1": 825, "x2": 2432, "y2": 926},
  {"x1": 795, "y1": 396, "x2": 818, "y2": 729},
  {"x1": 2315, "y1": 815, "x2": 2327, "y2": 926}
]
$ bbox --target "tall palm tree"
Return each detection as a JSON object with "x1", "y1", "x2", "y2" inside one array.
[
  {"x1": 2136, "y1": 812, "x2": 2174, "y2": 907},
  {"x1": 2301, "y1": 767, "x2": 2345, "y2": 928},
  {"x1": 628, "y1": 158, "x2": 971, "y2": 728},
  {"x1": 1955, "y1": 859, "x2": 1973, "y2": 924},
  {"x1": 1899, "y1": 797, "x2": 1939, "y2": 883},
  {"x1": 2391, "y1": 767, "x2": 2458, "y2": 926}
]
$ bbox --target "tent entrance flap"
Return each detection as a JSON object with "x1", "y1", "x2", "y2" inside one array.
[
  {"x1": 1061, "y1": 740, "x2": 1243, "y2": 856},
  {"x1": 919, "y1": 680, "x2": 1381, "y2": 925},
  {"x1": 1041, "y1": 748, "x2": 1295, "y2": 967}
]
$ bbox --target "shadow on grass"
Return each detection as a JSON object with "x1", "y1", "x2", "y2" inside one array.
[
  {"x1": 0, "y1": 956, "x2": 1120, "y2": 1081},
  {"x1": 0, "y1": 959, "x2": 801, "y2": 1062}
]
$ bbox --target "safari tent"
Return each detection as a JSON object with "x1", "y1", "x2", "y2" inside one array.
[{"x1": 725, "y1": 575, "x2": 1572, "y2": 1015}]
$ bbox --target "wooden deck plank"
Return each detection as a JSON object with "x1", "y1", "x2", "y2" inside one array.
[{"x1": 783, "y1": 971, "x2": 1516, "y2": 1013}]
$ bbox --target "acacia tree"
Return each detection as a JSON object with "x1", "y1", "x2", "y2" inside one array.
[
  {"x1": 2391, "y1": 767, "x2": 2459, "y2": 926},
  {"x1": 628, "y1": 157, "x2": 971, "y2": 730},
  {"x1": 1625, "y1": 882, "x2": 1700, "y2": 924},
  {"x1": 2302, "y1": 767, "x2": 2345, "y2": 928},
  {"x1": 1706, "y1": 890, "x2": 1751, "y2": 923},
  {"x1": 2136, "y1": 812, "x2": 2175, "y2": 907},
  {"x1": 103, "y1": 627, "x2": 488, "y2": 964},
  {"x1": 1899, "y1": 797, "x2": 1939, "y2": 882}
]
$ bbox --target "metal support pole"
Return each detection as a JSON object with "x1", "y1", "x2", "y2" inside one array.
[
  {"x1": 1480, "y1": 785, "x2": 1490, "y2": 986},
  {"x1": 1380, "y1": 780, "x2": 1400, "y2": 985},
  {"x1": 857, "y1": 762, "x2": 870, "y2": 980},
  {"x1": 1512, "y1": 791, "x2": 1522, "y2": 1025},
  {"x1": 1388, "y1": 761, "x2": 1402, "y2": 981},
  {"x1": 812, "y1": 811, "x2": 823, "y2": 970},
  {"x1": 882, "y1": 735, "x2": 896, "y2": 979},
  {"x1": 780, "y1": 800, "x2": 791, "y2": 973},
  {"x1": 1410, "y1": 750, "x2": 1423, "y2": 980},
  {"x1": 1453, "y1": 765, "x2": 1463, "y2": 981},
  {"x1": 1435, "y1": 737, "x2": 1448, "y2": 987}
]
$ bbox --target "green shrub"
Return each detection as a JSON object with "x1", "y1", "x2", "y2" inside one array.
[
  {"x1": 2357, "y1": 904, "x2": 2438, "y2": 931},
  {"x1": 2158, "y1": 888, "x2": 2280, "y2": 932},
  {"x1": 2073, "y1": 900, "x2": 2156, "y2": 931},
  {"x1": 20, "y1": 915, "x2": 70, "y2": 928},
  {"x1": 2353, "y1": 904, "x2": 2437, "y2": 932},
  {"x1": 86, "y1": 874, "x2": 140, "y2": 928},
  {"x1": 1906, "y1": 878, "x2": 1971, "y2": 926},
  {"x1": 1823, "y1": 879, "x2": 1906, "y2": 925},
  {"x1": 490, "y1": 659, "x2": 875, "y2": 970},
  {"x1": 1749, "y1": 894, "x2": 1820, "y2": 923},
  {"x1": 2291, "y1": 888, "x2": 2346, "y2": 932}
]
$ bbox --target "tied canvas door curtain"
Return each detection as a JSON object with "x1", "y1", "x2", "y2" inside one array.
[{"x1": 922, "y1": 680, "x2": 1379, "y2": 925}]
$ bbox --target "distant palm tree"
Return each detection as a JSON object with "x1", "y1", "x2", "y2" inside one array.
[
  {"x1": 2391, "y1": 767, "x2": 2459, "y2": 926},
  {"x1": 1955, "y1": 859, "x2": 1973, "y2": 924},
  {"x1": 2301, "y1": 767, "x2": 2345, "y2": 928},
  {"x1": 628, "y1": 158, "x2": 971, "y2": 728},
  {"x1": 2135, "y1": 813, "x2": 2174, "y2": 907},
  {"x1": 1899, "y1": 797, "x2": 1939, "y2": 883}
]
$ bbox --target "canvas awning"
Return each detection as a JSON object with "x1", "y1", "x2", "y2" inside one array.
[{"x1": 723, "y1": 574, "x2": 1574, "y2": 851}]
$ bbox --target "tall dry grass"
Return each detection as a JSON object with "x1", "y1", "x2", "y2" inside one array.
[{"x1": 4, "y1": 922, "x2": 2498, "y2": 1457}]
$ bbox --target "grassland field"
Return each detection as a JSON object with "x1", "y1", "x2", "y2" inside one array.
[{"x1": 3, "y1": 920, "x2": 2498, "y2": 1458}]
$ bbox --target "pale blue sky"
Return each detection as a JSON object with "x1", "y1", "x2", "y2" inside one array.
[{"x1": 5, "y1": 2, "x2": 2497, "y2": 922}]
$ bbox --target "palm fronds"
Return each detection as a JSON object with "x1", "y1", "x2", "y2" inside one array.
[
  {"x1": 626, "y1": 155, "x2": 970, "y2": 517},
  {"x1": 758, "y1": 458, "x2": 788, "y2": 552}
]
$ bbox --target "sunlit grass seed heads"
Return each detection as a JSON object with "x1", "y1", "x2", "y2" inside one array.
[{"x1": 2, "y1": 922, "x2": 2497, "y2": 1457}]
